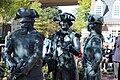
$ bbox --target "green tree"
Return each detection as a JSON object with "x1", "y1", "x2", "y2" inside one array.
[
  {"x1": 0, "y1": 0, "x2": 30, "y2": 38},
  {"x1": 43, "y1": 7, "x2": 62, "y2": 34},
  {"x1": 75, "y1": 0, "x2": 91, "y2": 32},
  {"x1": 30, "y1": 1, "x2": 47, "y2": 32},
  {"x1": 30, "y1": 1, "x2": 62, "y2": 34},
  {"x1": 0, "y1": 0, "x2": 61, "y2": 35},
  {"x1": 0, "y1": 0, "x2": 30, "y2": 24},
  {"x1": 43, "y1": 6, "x2": 62, "y2": 22}
]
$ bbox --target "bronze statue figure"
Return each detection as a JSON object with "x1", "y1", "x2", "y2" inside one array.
[
  {"x1": 82, "y1": 13, "x2": 104, "y2": 80},
  {"x1": 45, "y1": 13, "x2": 80, "y2": 80},
  {"x1": 2, "y1": 8, "x2": 44, "y2": 80}
]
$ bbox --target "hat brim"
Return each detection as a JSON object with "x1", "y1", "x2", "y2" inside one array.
[{"x1": 15, "y1": 17, "x2": 35, "y2": 23}]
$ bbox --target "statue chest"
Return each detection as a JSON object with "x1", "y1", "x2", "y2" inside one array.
[{"x1": 13, "y1": 34, "x2": 36, "y2": 58}]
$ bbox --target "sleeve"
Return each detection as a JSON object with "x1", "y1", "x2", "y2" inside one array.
[
  {"x1": 3, "y1": 36, "x2": 16, "y2": 69},
  {"x1": 91, "y1": 37, "x2": 102, "y2": 70},
  {"x1": 69, "y1": 33, "x2": 80, "y2": 56},
  {"x1": 47, "y1": 40, "x2": 51, "y2": 54}
]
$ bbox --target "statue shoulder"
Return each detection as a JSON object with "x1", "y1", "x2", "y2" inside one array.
[
  {"x1": 51, "y1": 33, "x2": 57, "y2": 41},
  {"x1": 70, "y1": 31, "x2": 81, "y2": 38},
  {"x1": 91, "y1": 35, "x2": 101, "y2": 44},
  {"x1": 31, "y1": 30, "x2": 45, "y2": 40},
  {"x1": 10, "y1": 29, "x2": 22, "y2": 39}
]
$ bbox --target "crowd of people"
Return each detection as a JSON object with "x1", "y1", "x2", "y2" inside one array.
[
  {"x1": 0, "y1": 7, "x2": 120, "y2": 80},
  {"x1": 101, "y1": 42, "x2": 113, "y2": 72}
]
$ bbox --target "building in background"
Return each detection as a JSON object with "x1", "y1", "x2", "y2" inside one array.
[{"x1": 90, "y1": 0, "x2": 120, "y2": 44}]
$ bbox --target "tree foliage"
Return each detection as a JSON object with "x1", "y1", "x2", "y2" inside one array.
[
  {"x1": 30, "y1": 1, "x2": 62, "y2": 34},
  {"x1": 0, "y1": 0, "x2": 61, "y2": 35},
  {"x1": 0, "y1": 0, "x2": 13, "y2": 22},
  {"x1": 43, "y1": 7, "x2": 62, "y2": 22},
  {"x1": 75, "y1": 0, "x2": 91, "y2": 32},
  {"x1": 30, "y1": 1, "x2": 47, "y2": 32},
  {"x1": 43, "y1": 7, "x2": 62, "y2": 34},
  {"x1": 0, "y1": 0, "x2": 30, "y2": 24}
]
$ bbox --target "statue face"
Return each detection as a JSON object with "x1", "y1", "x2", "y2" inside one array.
[
  {"x1": 19, "y1": 22, "x2": 34, "y2": 30},
  {"x1": 94, "y1": 24, "x2": 102, "y2": 34},
  {"x1": 86, "y1": 22, "x2": 102, "y2": 34},
  {"x1": 59, "y1": 21, "x2": 70, "y2": 31}
]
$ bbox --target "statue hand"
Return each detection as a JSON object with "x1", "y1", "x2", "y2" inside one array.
[
  {"x1": 20, "y1": 63, "x2": 29, "y2": 75},
  {"x1": 6, "y1": 60, "x2": 16, "y2": 69},
  {"x1": 63, "y1": 41, "x2": 72, "y2": 50}
]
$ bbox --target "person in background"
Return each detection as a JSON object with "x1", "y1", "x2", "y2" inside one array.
[
  {"x1": 82, "y1": 13, "x2": 103, "y2": 80},
  {"x1": 42, "y1": 34, "x2": 51, "y2": 79},
  {"x1": 42, "y1": 34, "x2": 51, "y2": 58},
  {"x1": 101, "y1": 43, "x2": 112, "y2": 72},
  {"x1": 112, "y1": 36, "x2": 120, "y2": 80},
  {"x1": 5, "y1": 31, "x2": 11, "y2": 45}
]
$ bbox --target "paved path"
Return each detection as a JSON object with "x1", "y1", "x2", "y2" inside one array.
[{"x1": 101, "y1": 73, "x2": 116, "y2": 80}]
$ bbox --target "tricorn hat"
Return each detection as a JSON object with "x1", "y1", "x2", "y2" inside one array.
[
  {"x1": 53, "y1": 13, "x2": 76, "y2": 22},
  {"x1": 15, "y1": 8, "x2": 39, "y2": 22},
  {"x1": 85, "y1": 13, "x2": 104, "y2": 25}
]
